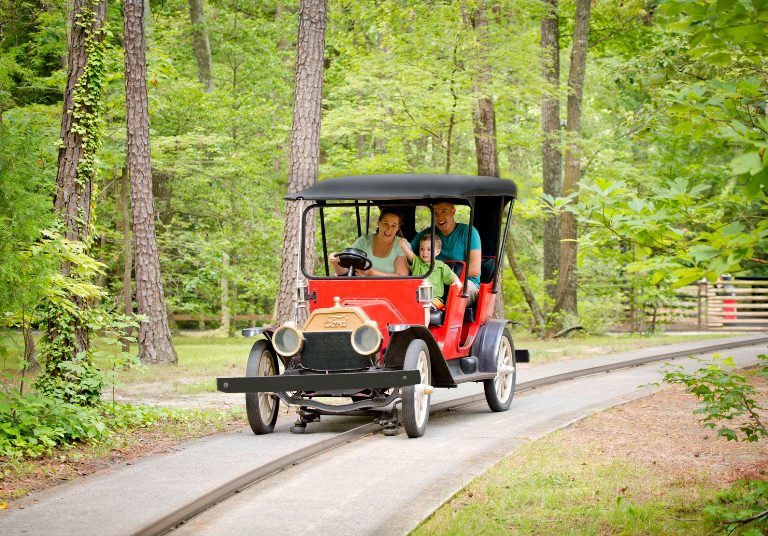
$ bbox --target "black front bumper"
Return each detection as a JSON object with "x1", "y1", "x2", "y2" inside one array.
[{"x1": 217, "y1": 369, "x2": 421, "y2": 393}]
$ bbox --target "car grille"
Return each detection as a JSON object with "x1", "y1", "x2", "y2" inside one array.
[{"x1": 300, "y1": 331, "x2": 373, "y2": 371}]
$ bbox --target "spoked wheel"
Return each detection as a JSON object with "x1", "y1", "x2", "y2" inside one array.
[
  {"x1": 402, "y1": 339, "x2": 432, "y2": 438},
  {"x1": 483, "y1": 328, "x2": 516, "y2": 412},
  {"x1": 245, "y1": 340, "x2": 280, "y2": 434}
]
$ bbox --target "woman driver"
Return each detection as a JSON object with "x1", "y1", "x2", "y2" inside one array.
[{"x1": 329, "y1": 207, "x2": 409, "y2": 276}]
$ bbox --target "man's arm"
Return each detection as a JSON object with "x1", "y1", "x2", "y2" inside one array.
[{"x1": 467, "y1": 249, "x2": 481, "y2": 279}]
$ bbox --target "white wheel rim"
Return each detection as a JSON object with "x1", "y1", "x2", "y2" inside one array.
[
  {"x1": 258, "y1": 351, "x2": 277, "y2": 423},
  {"x1": 494, "y1": 338, "x2": 514, "y2": 402},
  {"x1": 414, "y1": 350, "x2": 430, "y2": 427}
]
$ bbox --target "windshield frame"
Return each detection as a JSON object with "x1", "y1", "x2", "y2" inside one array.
[{"x1": 299, "y1": 201, "x2": 442, "y2": 281}]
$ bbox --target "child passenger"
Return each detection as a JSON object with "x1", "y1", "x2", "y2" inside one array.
[{"x1": 399, "y1": 235, "x2": 462, "y2": 310}]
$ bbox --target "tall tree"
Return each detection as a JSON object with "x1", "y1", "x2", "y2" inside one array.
[
  {"x1": 466, "y1": 0, "x2": 505, "y2": 320},
  {"x1": 468, "y1": 0, "x2": 497, "y2": 179},
  {"x1": 188, "y1": 0, "x2": 214, "y2": 93},
  {"x1": 555, "y1": 0, "x2": 591, "y2": 320},
  {"x1": 541, "y1": 0, "x2": 561, "y2": 303},
  {"x1": 120, "y1": 167, "x2": 133, "y2": 353},
  {"x1": 124, "y1": 0, "x2": 178, "y2": 364},
  {"x1": 51, "y1": 0, "x2": 108, "y2": 354},
  {"x1": 275, "y1": 0, "x2": 328, "y2": 325}
]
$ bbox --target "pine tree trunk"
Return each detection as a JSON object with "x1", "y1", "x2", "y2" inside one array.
[
  {"x1": 556, "y1": 0, "x2": 591, "y2": 320},
  {"x1": 467, "y1": 1, "x2": 504, "y2": 319},
  {"x1": 120, "y1": 167, "x2": 133, "y2": 353},
  {"x1": 469, "y1": 0, "x2": 497, "y2": 179},
  {"x1": 188, "y1": 0, "x2": 214, "y2": 93},
  {"x1": 51, "y1": 0, "x2": 108, "y2": 359},
  {"x1": 541, "y1": 0, "x2": 562, "y2": 303},
  {"x1": 275, "y1": 0, "x2": 327, "y2": 326},
  {"x1": 124, "y1": 0, "x2": 178, "y2": 365}
]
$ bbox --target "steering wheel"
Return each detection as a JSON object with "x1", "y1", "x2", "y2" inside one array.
[{"x1": 336, "y1": 248, "x2": 373, "y2": 276}]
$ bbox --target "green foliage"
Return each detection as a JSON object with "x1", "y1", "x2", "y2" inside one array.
[
  {"x1": 658, "y1": 354, "x2": 767, "y2": 442},
  {"x1": 706, "y1": 479, "x2": 768, "y2": 534},
  {"x1": 0, "y1": 391, "x2": 109, "y2": 458},
  {"x1": 0, "y1": 387, "x2": 233, "y2": 458},
  {"x1": 0, "y1": 109, "x2": 57, "y2": 317},
  {"x1": 657, "y1": 354, "x2": 768, "y2": 534},
  {"x1": 572, "y1": 177, "x2": 768, "y2": 288},
  {"x1": 22, "y1": 233, "x2": 143, "y2": 404}
]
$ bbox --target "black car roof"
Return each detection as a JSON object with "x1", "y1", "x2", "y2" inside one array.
[{"x1": 284, "y1": 174, "x2": 517, "y2": 201}]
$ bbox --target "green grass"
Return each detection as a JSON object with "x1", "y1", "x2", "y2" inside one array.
[{"x1": 412, "y1": 433, "x2": 723, "y2": 536}]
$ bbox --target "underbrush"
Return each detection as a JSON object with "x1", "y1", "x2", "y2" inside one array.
[{"x1": 0, "y1": 391, "x2": 241, "y2": 459}]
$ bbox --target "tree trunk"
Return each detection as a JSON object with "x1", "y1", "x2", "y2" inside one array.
[
  {"x1": 54, "y1": 0, "x2": 107, "y2": 248},
  {"x1": 541, "y1": 0, "x2": 562, "y2": 303},
  {"x1": 24, "y1": 319, "x2": 40, "y2": 372},
  {"x1": 275, "y1": 0, "x2": 327, "y2": 326},
  {"x1": 469, "y1": 0, "x2": 497, "y2": 179},
  {"x1": 219, "y1": 252, "x2": 231, "y2": 334},
  {"x1": 124, "y1": 0, "x2": 178, "y2": 365},
  {"x1": 504, "y1": 236, "x2": 546, "y2": 337},
  {"x1": 555, "y1": 0, "x2": 591, "y2": 320},
  {"x1": 467, "y1": 1, "x2": 504, "y2": 319},
  {"x1": 120, "y1": 167, "x2": 133, "y2": 353},
  {"x1": 50, "y1": 0, "x2": 108, "y2": 360},
  {"x1": 188, "y1": 0, "x2": 214, "y2": 93}
]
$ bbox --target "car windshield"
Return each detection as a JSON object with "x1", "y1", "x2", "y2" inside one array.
[{"x1": 300, "y1": 203, "x2": 452, "y2": 279}]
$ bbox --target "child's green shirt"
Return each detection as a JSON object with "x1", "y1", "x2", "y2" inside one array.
[{"x1": 408, "y1": 257, "x2": 456, "y2": 303}]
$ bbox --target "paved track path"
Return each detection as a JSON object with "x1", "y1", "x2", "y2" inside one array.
[{"x1": 1, "y1": 336, "x2": 765, "y2": 536}]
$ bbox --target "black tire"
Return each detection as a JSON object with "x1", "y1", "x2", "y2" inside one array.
[
  {"x1": 483, "y1": 329, "x2": 516, "y2": 412},
  {"x1": 245, "y1": 340, "x2": 280, "y2": 434},
  {"x1": 401, "y1": 339, "x2": 431, "y2": 438}
]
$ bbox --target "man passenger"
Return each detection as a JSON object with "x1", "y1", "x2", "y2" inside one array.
[{"x1": 410, "y1": 202, "x2": 481, "y2": 307}]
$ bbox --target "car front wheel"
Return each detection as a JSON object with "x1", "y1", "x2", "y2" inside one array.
[
  {"x1": 401, "y1": 339, "x2": 432, "y2": 438},
  {"x1": 483, "y1": 328, "x2": 516, "y2": 412},
  {"x1": 245, "y1": 340, "x2": 280, "y2": 434}
]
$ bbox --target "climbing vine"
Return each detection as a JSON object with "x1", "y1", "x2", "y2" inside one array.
[
  {"x1": 71, "y1": 0, "x2": 110, "y2": 188},
  {"x1": 34, "y1": 0, "x2": 116, "y2": 405}
]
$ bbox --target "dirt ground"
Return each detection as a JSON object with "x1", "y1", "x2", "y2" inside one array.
[{"x1": 560, "y1": 373, "x2": 768, "y2": 490}]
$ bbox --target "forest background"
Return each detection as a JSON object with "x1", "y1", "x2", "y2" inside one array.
[
  {"x1": 2, "y1": 0, "x2": 768, "y2": 366},
  {"x1": 0, "y1": 0, "x2": 767, "y2": 526}
]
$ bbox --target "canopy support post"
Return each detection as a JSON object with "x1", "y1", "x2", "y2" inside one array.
[
  {"x1": 355, "y1": 204, "x2": 362, "y2": 238},
  {"x1": 320, "y1": 205, "x2": 329, "y2": 276},
  {"x1": 461, "y1": 198, "x2": 475, "y2": 299},
  {"x1": 492, "y1": 199, "x2": 514, "y2": 294}
]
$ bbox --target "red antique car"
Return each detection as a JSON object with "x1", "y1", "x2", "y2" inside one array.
[{"x1": 218, "y1": 174, "x2": 528, "y2": 437}]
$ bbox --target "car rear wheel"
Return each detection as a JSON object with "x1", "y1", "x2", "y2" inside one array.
[
  {"x1": 245, "y1": 340, "x2": 280, "y2": 434},
  {"x1": 483, "y1": 329, "x2": 516, "y2": 412},
  {"x1": 402, "y1": 339, "x2": 431, "y2": 438}
]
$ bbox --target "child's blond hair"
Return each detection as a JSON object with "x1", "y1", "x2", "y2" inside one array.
[{"x1": 420, "y1": 234, "x2": 442, "y2": 248}]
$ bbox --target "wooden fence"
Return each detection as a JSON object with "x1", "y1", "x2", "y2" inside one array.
[
  {"x1": 620, "y1": 278, "x2": 768, "y2": 332},
  {"x1": 707, "y1": 279, "x2": 768, "y2": 331}
]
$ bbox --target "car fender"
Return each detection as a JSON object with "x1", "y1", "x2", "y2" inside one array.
[
  {"x1": 471, "y1": 319, "x2": 513, "y2": 373},
  {"x1": 384, "y1": 325, "x2": 455, "y2": 387}
]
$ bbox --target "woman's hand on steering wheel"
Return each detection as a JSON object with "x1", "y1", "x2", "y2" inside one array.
[{"x1": 355, "y1": 268, "x2": 373, "y2": 276}]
